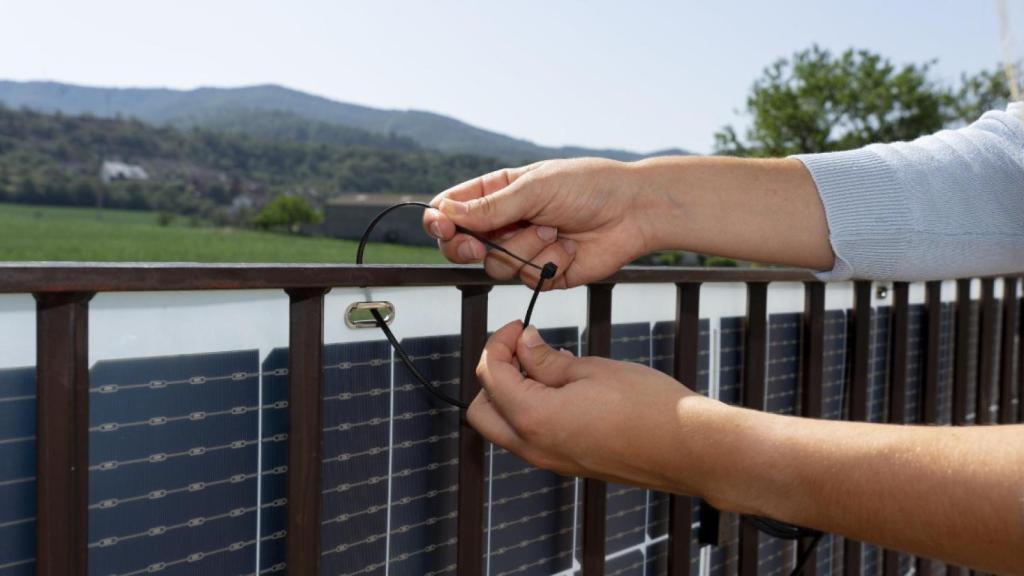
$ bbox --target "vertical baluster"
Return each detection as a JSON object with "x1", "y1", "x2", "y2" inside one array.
[
  {"x1": 738, "y1": 282, "x2": 767, "y2": 576},
  {"x1": 456, "y1": 285, "x2": 491, "y2": 576},
  {"x1": 952, "y1": 279, "x2": 973, "y2": 426},
  {"x1": 843, "y1": 281, "x2": 872, "y2": 576},
  {"x1": 285, "y1": 288, "x2": 328, "y2": 575},
  {"x1": 999, "y1": 278, "x2": 1018, "y2": 423},
  {"x1": 582, "y1": 284, "x2": 613, "y2": 576},
  {"x1": 35, "y1": 292, "x2": 94, "y2": 576},
  {"x1": 883, "y1": 282, "x2": 909, "y2": 576},
  {"x1": 669, "y1": 283, "x2": 700, "y2": 576},
  {"x1": 976, "y1": 279, "x2": 996, "y2": 424},
  {"x1": 797, "y1": 282, "x2": 825, "y2": 576}
]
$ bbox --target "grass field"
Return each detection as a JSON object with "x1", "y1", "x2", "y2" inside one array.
[{"x1": 0, "y1": 203, "x2": 446, "y2": 263}]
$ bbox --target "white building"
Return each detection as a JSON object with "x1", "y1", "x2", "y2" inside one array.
[{"x1": 100, "y1": 160, "x2": 149, "y2": 183}]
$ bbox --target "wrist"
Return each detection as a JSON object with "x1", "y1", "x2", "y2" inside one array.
[
  {"x1": 621, "y1": 157, "x2": 695, "y2": 254},
  {"x1": 672, "y1": 398, "x2": 793, "y2": 517}
]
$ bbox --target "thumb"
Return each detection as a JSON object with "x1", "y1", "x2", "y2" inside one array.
[
  {"x1": 516, "y1": 325, "x2": 578, "y2": 387},
  {"x1": 439, "y1": 184, "x2": 535, "y2": 233}
]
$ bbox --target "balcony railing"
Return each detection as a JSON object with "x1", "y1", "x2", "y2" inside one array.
[{"x1": 0, "y1": 263, "x2": 1019, "y2": 576}]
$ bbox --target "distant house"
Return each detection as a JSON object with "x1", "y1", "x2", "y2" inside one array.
[
  {"x1": 100, "y1": 160, "x2": 149, "y2": 183},
  {"x1": 324, "y1": 193, "x2": 435, "y2": 246}
]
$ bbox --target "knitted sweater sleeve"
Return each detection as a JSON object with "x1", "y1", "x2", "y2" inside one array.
[{"x1": 792, "y1": 106, "x2": 1024, "y2": 281}]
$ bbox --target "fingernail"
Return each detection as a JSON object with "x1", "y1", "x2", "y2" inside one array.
[
  {"x1": 522, "y1": 326, "x2": 545, "y2": 348},
  {"x1": 458, "y1": 242, "x2": 478, "y2": 261},
  {"x1": 562, "y1": 238, "x2": 578, "y2": 256},
  {"x1": 536, "y1": 226, "x2": 557, "y2": 242},
  {"x1": 429, "y1": 221, "x2": 443, "y2": 239},
  {"x1": 440, "y1": 198, "x2": 469, "y2": 216}
]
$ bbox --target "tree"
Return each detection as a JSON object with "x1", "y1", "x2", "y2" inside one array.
[
  {"x1": 252, "y1": 194, "x2": 322, "y2": 234},
  {"x1": 954, "y1": 64, "x2": 1020, "y2": 125},
  {"x1": 715, "y1": 46, "x2": 952, "y2": 156}
]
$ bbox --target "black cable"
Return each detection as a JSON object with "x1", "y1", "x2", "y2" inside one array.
[
  {"x1": 745, "y1": 516, "x2": 822, "y2": 576},
  {"x1": 790, "y1": 532, "x2": 823, "y2": 576},
  {"x1": 357, "y1": 201, "x2": 556, "y2": 410}
]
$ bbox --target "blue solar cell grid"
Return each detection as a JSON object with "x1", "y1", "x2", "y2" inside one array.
[
  {"x1": 0, "y1": 366, "x2": 35, "y2": 576},
  {"x1": 88, "y1": 350, "x2": 262, "y2": 576}
]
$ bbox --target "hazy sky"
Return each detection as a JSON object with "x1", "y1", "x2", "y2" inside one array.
[{"x1": 1, "y1": 1, "x2": 1018, "y2": 153}]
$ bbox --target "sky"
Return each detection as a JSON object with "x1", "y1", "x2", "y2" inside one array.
[{"x1": 0, "y1": 0, "x2": 1018, "y2": 154}]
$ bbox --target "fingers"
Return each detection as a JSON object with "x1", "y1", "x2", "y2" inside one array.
[
  {"x1": 519, "y1": 238, "x2": 578, "y2": 289},
  {"x1": 483, "y1": 225, "x2": 559, "y2": 280},
  {"x1": 438, "y1": 185, "x2": 536, "y2": 234},
  {"x1": 476, "y1": 320, "x2": 552, "y2": 422},
  {"x1": 432, "y1": 167, "x2": 523, "y2": 206},
  {"x1": 466, "y1": 390, "x2": 523, "y2": 450},
  {"x1": 516, "y1": 325, "x2": 580, "y2": 387}
]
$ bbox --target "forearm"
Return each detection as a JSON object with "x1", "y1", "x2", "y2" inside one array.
[
  {"x1": 628, "y1": 156, "x2": 834, "y2": 270},
  {"x1": 678, "y1": 401, "x2": 1024, "y2": 574}
]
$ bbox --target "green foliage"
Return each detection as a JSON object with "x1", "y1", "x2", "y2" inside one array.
[
  {"x1": 156, "y1": 211, "x2": 176, "y2": 226},
  {"x1": 252, "y1": 194, "x2": 322, "y2": 233},
  {"x1": 703, "y1": 256, "x2": 738, "y2": 268},
  {"x1": 953, "y1": 64, "x2": 1020, "y2": 125},
  {"x1": 171, "y1": 108, "x2": 421, "y2": 152},
  {"x1": 715, "y1": 46, "x2": 951, "y2": 156}
]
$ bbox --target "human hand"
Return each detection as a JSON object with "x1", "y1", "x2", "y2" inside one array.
[
  {"x1": 468, "y1": 320, "x2": 722, "y2": 495},
  {"x1": 422, "y1": 158, "x2": 657, "y2": 289}
]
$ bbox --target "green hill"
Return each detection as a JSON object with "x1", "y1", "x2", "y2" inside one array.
[
  {"x1": 0, "y1": 80, "x2": 689, "y2": 163},
  {"x1": 0, "y1": 105, "x2": 502, "y2": 217}
]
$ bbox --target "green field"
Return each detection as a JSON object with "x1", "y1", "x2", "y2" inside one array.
[{"x1": 0, "y1": 204, "x2": 446, "y2": 264}]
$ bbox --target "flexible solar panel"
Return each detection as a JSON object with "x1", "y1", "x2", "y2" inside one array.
[
  {"x1": 0, "y1": 366, "x2": 34, "y2": 575},
  {"x1": 88, "y1": 350, "x2": 262, "y2": 576},
  {"x1": 388, "y1": 334, "x2": 461, "y2": 575}
]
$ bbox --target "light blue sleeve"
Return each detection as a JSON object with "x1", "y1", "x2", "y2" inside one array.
[{"x1": 792, "y1": 107, "x2": 1024, "y2": 281}]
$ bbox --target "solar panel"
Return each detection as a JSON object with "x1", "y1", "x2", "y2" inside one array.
[
  {"x1": 88, "y1": 350, "x2": 262, "y2": 575},
  {"x1": 0, "y1": 366, "x2": 35, "y2": 575},
  {"x1": 315, "y1": 340, "x2": 393, "y2": 576},
  {"x1": 388, "y1": 334, "x2": 461, "y2": 575}
]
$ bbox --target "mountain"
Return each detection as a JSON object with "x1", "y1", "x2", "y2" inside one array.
[{"x1": 0, "y1": 80, "x2": 688, "y2": 163}]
